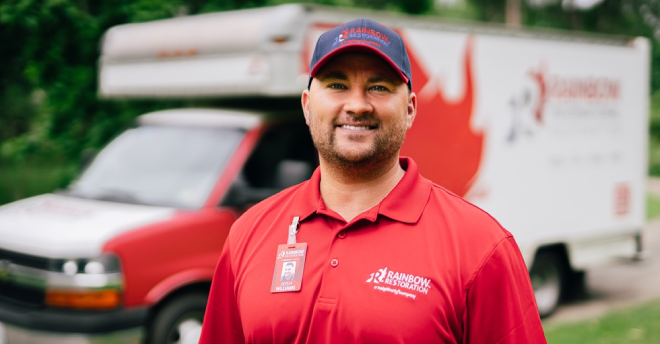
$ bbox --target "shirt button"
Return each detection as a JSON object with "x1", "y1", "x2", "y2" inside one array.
[
  {"x1": 330, "y1": 259, "x2": 339, "y2": 267},
  {"x1": 337, "y1": 231, "x2": 346, "y2": 239}
]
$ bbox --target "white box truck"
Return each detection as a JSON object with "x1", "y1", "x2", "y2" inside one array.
[{"x1": 0, "y1": 4, "x2": 649, "y2": 343}]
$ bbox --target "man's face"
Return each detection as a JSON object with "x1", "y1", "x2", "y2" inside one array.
[
  {"x1": 283, "y1": 264, "x2": 294, "y2": 279},
  {"x1": 302, "y1": 52, "x2": 416, "y2": 169}
]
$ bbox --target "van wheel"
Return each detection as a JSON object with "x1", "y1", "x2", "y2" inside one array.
[
  {"x1": 147, "y1": 292, "x2": 207, "y2": 344},
  {"x1": 529, "y1": 251, "x2": 564, "y2": 318}
]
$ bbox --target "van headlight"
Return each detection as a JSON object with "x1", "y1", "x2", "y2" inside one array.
[
  {"x1": 51, "y1": 255, "x2": 121, "y2": 275},
  {"x1": 45, "y1": 253, "x2": 123, "y2": 310}
]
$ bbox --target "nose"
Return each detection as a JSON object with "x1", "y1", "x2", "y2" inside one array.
[{"x1": 343, "y1": 88, "x2": 373, "y2": 118}]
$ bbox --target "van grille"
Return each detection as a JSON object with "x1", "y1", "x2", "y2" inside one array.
[
  {"x1": 0, "y1": 248, "x2": 47, "y2": 308},
  {"x1": 0, "y1": 248, "x2": 50, "y2": 270},
  {"x1": 0, "y1": 281, "x2": 45, "y2": 308}
]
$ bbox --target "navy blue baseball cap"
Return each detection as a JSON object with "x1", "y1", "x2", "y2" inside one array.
[{"x1": 308, "y1": 18, "x2": 412, "y2": 89}]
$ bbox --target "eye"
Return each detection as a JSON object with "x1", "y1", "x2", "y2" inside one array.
[
  {"x1": 328, "y1": 83, "x2": 347, "y2": 90},
  {"x1": 370, "y1": 85, "x2": 390, "y2": 92}
]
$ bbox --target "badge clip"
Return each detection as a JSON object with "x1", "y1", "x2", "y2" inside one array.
[{"x1": 287, "y1": 216, "x2": 300, "y2": 247}]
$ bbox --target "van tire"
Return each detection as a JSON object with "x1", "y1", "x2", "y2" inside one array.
[
  {"x1": 529, "y1": 251, "x2": 564, "y2": 318},
  {"x1": 147, "y1": 292, "x2": 208, "y2": 344}
]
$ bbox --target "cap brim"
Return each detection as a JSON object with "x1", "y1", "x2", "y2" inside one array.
[{"x1": 309, "y1": 44, "x2": 410, "y2": 85}]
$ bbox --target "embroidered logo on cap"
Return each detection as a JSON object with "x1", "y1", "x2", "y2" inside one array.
[{"x1": 333, "y1": 27, "x2": 391, "y2": 47}]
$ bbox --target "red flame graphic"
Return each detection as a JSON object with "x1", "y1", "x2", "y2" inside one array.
[
  {"x1": 400, "y1": 36, "x2": 484, "y2": 197},
  {"x1": 528, "y1": 64, "x2": 547, "y2": 124}
]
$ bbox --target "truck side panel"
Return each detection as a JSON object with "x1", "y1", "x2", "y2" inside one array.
[{"x1": 398, "y1": 29, "x2": 648, "y2": 266}]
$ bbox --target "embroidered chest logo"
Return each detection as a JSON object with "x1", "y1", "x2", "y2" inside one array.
[{"x1": 366, "y1": 267, "x2": 432, "y2": 300}]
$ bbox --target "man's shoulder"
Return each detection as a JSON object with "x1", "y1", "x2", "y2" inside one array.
[
  {"x1": 422, "y1": 182, "x2": 520, "y2": 282},
  {"x1": 426, "y1": 182, "x2": 512, "y2": 238}
]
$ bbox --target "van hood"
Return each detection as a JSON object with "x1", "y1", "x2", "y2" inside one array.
[{"x1": 0, "y1": 194, "x2": 176, "y2": 258}]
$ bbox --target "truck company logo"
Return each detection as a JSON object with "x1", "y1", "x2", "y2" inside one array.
[
  {"x1": 528, "y1": 63, "x2": 620, "y2": 124},
  {"x1": 333, "y1": 27, "x2": 390, "y2": 48},
  {"x1": 507, "y1": 62, "x2": 622, "y2": 143},
  {"x1": 366, "y1": 267, "x2": 432, "y2": 300}
]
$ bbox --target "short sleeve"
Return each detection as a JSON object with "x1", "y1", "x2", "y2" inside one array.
[
  {"x1": 199, "y1": 239, "x2": 246, "y2": 344},
  {"x1": 463, "y1": 237, "x2": 547, "y2": 344}
]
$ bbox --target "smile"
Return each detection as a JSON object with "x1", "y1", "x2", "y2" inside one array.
[{"x1": 339, "y1": 125, "x2": 374, "y2": 130}]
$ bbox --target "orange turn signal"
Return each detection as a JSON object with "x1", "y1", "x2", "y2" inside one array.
[{"x1": 46, "y1": 289, "x2": 121, "y2": 310}]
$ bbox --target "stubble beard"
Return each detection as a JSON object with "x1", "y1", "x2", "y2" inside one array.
[{"x1": 308, "y1": 111, "x2": 408, "y2": 177}]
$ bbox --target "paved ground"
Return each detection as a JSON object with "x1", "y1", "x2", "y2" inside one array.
[{"x1": 542, "y1": 178, "x2": 660, "y2": 326}]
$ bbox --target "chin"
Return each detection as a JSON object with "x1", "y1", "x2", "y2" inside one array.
[
  {"x1": 336, "y1": 150, "x2": 377, "y2": 163},
  {"x1": 334, "y1": 144, "x2": 376, "y2": 160}
]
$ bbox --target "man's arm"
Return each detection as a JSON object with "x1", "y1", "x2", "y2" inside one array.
[
  {"x1": 199, "y1": 241, "x2": 246, "y2": 343},
  {"x1": 463, "y1": 237, "x2": 547, "y2": 344}
]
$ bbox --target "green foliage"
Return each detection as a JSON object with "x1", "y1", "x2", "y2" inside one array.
[
  {"x1": 544, "y1": 298, "x2": 660, "y2": 343},
  {"x1": 434, "y1": 1, "x2": 482, "y2": 21},
  {"x1": 0, "y1": 157, "x2": 77, "y2": 206},
  {"x1": 261, "y1": 0, "x2": 434, "y2": 14},
  {"x1": 646, "y1": 193, "x2": 660, "y2": 219},
  {"x1": 465, "y1": 0, "x2": 507, "y2": 22},
  {"x1": 0, "y1": 0, "x2": 226, "y2": 164},
  {"x1": 648, "y1": 90, "x2": 660, "y2": 175}
]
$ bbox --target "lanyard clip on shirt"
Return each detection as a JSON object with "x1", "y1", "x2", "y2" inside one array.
[{"x1": 287, "y1": 216, "x2": 300, "y2": 246}]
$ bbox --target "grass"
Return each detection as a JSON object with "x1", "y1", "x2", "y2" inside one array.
[
  {"x1": 544, "y1": 298, "x2": 660, "y2": 344},
  {"x1": 647, "y1": 193, "x2": 660, "y2": 220}
]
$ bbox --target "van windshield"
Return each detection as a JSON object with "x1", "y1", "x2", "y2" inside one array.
[{"x1": 67, "y1": 125, "x2": 245, "y2": 209}]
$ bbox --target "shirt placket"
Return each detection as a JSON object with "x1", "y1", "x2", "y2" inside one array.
[
  {"x1": 305, "y1": 216, "x2": 353, "y2": 343},
  {"x1": 316, "y1": 217, "x2": 351, "y2": 302}
]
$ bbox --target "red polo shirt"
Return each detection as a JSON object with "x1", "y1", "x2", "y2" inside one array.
[{"x1": 199, "y1": 157, "x2": 546, "y2": 343}]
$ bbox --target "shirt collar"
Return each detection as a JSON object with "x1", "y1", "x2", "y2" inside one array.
[{"x1": 292, "y1": 157, "x2": 432, "y2": 224}]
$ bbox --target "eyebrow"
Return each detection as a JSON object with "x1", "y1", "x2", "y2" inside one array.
[
  {"x1": 316, "y1": 72, "x2": 398, "y2": 85},
  {"x1": 316, "y1": 71, "x2": 348, "y2": 81},
  {"x1": 367, "y1": 76, "x2": 397, "y2": 85}
]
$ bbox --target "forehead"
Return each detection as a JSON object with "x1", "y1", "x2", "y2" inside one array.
[{"x1": 314, "y1": 52, "x2": 402, "y2": 81}]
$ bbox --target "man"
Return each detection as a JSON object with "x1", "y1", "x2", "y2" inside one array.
[
  {"x1": 199, "y1": 18, "x2": 547, "y2": 343},
  {"x1": 280, "y1": 262, "x2": 295, "y2": 281}
]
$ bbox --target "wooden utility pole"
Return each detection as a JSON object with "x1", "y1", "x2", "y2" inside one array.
[{"x1": 506, "y1": 0, "x2": 522, "y2": 28}]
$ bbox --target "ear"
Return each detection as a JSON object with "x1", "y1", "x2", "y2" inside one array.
[
  {"x1": 406, "y1": 92, "x2": 417, "y2": 130},
  {"x1": 301, "y1": 89, "x2": 311, "y2": 125}
]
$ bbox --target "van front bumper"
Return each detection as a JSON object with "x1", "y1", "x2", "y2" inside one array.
[{"x1": 0, "y1": 299, "x2": 148, "y2": 344}]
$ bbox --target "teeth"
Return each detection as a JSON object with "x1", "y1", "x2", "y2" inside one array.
[{"x1": 342, "y1": 125, "x2": 371, "y2": 130}]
